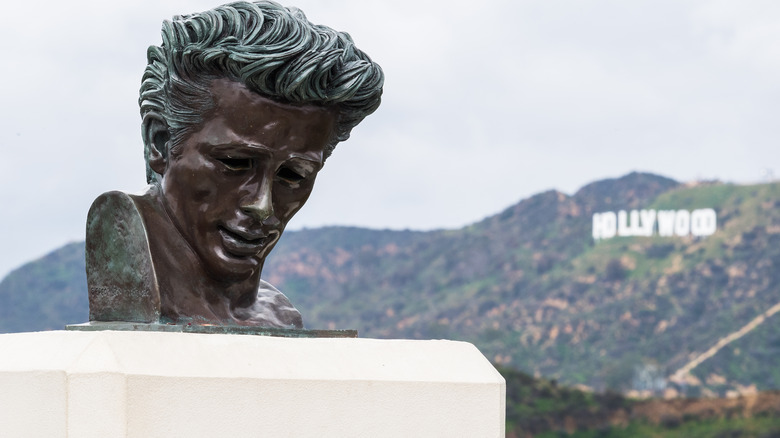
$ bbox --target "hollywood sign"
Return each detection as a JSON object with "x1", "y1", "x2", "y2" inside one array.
[{"x1": 592, "y1": 208, "x2": 717, "y2": 240}]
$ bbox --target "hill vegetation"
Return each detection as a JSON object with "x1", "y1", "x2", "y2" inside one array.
[
  {"x1": 1, "y1": 172, "x2": 778, "y2": 400},
  {"x1": 265, "y1": 173, "x2": 780, "y2": 396},
  {"x1": 0, "y1": 242, "x2": 86, "y2": 332},
  {"x1": 500, "y1": 366, "x2": 780, "y2": 437}
]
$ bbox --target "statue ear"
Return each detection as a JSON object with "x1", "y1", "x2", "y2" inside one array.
[{"x1": 142, "y1": 113, "x2": 170, "y2": 176}]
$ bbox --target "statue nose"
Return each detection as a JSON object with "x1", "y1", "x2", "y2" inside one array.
[{"x1": 241, "y1": 180, "x2": 274, "y2": 222}]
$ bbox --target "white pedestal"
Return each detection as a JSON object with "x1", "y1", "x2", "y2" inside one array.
[{"x1": 0, "y1": 330, "x2": 505, "y2": 437}]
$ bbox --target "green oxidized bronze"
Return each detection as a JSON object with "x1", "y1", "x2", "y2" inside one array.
[{"x1": 83, "y1": 1, "x2": 383, "y2": 331}]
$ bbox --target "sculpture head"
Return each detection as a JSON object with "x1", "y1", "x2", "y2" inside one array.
[
  {"x1": 138, "y1": 1, "x2": 383, "y2": 280},
  {"x1": 140, "y1": 0, "x2": 383, "y2": 183}
]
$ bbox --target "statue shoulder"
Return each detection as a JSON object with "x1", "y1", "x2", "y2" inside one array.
[
  {"x1": 86, "y1": 189, "x2": 161, "y2": 323},
  {"x1": 87, "y1": 188, "x2": 160, "y2": 224},
  {"x1": 88, "y1": 190, "x2": 138, "y2": 219},
  {"x1": 252, "y1": 280, "x2": 304, "y2": 329},
  {"x1": 86, "y1": 191, "x2": 148, "y2": 253}
]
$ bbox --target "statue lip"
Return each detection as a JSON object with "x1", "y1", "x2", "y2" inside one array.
[{"x1": 218, "y1": 226, "x2": 271, "y2": 256}]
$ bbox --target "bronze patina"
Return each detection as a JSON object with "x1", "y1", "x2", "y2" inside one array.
[{"x1": 84, "y1": 1, "x2": 383, "y2": 329}]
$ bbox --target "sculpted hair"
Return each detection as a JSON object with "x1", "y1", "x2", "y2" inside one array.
[{"x1": 139, "y1": 0, "x2": 384, "y2": 183}]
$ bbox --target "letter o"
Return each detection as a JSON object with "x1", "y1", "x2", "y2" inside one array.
[
  {"x1": 691, "y1": 208, "x2": 717, "y2": 236},
  {"x1": 674, "y1": 210, "x2": 690, "y2": 236}
]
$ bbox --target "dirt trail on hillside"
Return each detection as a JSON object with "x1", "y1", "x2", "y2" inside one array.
[{"x1": 670, "y1": 300, "x2": 780, "y2": 384}]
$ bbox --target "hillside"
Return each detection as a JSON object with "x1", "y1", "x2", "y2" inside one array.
[
  {"x1": 1, "y1": 172, "x2": 778, "y2": 397},
  {"x1": 268, "y1": 174, "x2": 780, "y2": 395},
  {"x1": 0, "y1": 242, "x2": 87, "y2": 332},
  {"x1": 500, "y1": 366, "x2": 780, "y2": 437}
]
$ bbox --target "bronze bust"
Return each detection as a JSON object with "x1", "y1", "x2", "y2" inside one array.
[{"x1": 85, "y1": 1, "x2": 383, "y2": 328}]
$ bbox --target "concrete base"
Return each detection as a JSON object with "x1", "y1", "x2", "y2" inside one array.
[{"x1": 0, "y1": 330, "x2": 505, "y2": 437}]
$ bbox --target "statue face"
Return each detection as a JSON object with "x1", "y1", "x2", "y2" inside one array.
[{"x1": 157, "y1": 79, "x2": 336, "y2": 281}]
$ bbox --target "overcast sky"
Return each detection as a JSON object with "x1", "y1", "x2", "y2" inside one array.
[{"x1": 1, "y1": 0, "x2": 778, "y2": 279}]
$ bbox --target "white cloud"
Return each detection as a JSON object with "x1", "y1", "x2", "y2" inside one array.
[{"x1": 1, "y1": 0, "x2": 779, "y2": 278}]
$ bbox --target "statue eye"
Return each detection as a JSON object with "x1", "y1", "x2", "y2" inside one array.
[
  {"x1": 277, "y1": 166, "x2": 305, "y2": 184},
  {"x1": 217, "y1": 157, "x2": 252, "y2": 171}
]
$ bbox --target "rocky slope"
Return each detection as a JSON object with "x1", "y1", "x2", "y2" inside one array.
[{"x1": 2, "y1": 172, "x2": 778, "y2": 396}]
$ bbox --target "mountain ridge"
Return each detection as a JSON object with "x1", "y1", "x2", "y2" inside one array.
[{"x1": 1, "y1": 172, "x2": 778, "y2": 397}]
